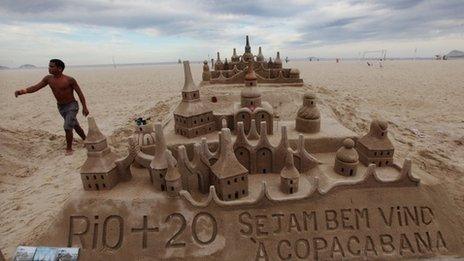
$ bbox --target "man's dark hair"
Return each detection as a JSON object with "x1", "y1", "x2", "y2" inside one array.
[{"x1": 50, "y1": 59, "x2": 65, "y2": 70}]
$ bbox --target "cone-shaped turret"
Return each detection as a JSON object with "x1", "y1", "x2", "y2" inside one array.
[
  {"x1": 242, "y1": 35, "x2": 254, "y2": 62},
  {"x1": 165, "y1": 151, "x2": 182, "y2": 197},
  {"x1": 151, "y1": 123, "x2": 169, "y2": 170},
  {"x1": 215, "y1": 52, "x2": 223, "y2": 70},
  {"x1": 245, "y1": 62, "x2": 257, "y2": 81},
  {"x1": 280, "y1": 148, "x2": 299, "y2": 194},
  {"x1": 274, "y1": 51, "x2": 282, "y2": 68},
  {"x1": 86, "y1": 116, "x2": 106, "y2": 144},
  {"x1": 281, "y1": 149, "x2": 300, "y2": 179},
  {"x1": 257, "y1": 46, "x2": 265, "y2": 62},
  {"x1": 223, "y1": 58, "x2": 229, "y2": 70},
  {"x1": 231, "y1": 48, "x2": 240, "y2": 62},
  {"x1": 211, "y1": 128, "x2": 248, "y2": 179},
  {"x1": 202, "y1": 60, "x2": 211, "y2": 81},
  {"x1": 247, "y1": 119, "x2": 260, "y2": 140},
  {"x1": 182, "y1": 61, "x2": 197, "y2": 92},
  {"x1": 245, "y1": 35, "x2": 251, "y2": 53}
]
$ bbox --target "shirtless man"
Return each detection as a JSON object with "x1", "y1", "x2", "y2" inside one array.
[{"x1": 15, "y1": 59, "x2": 89, "y2": 155}]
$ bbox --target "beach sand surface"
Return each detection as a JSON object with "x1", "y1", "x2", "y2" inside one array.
[{"x1": 1, "y1": 60, "x2": 463, "y2": 258}]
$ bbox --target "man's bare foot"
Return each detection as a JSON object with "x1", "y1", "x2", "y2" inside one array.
[{"x1": 65, "y1": 149, "x2": 74, "y2": 156}]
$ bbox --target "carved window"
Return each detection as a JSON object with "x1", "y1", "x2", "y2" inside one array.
[
  {"x1": 241, "y1": 177, "x2": 244, "y2": 181},
  {"x1": 93, "y1": 175, "x2": 97, "y2": 180},
  {"x1": 350, "y1": 169, "x2": 353, "y2": 176},
  {"x1": 227, "y1": 180, "x2": 230, "y2": 185},
  {"x1": 234, "y1": 178, "x2": 237, "y2": 182},
  {"x1": 100, "y1": 175, "x2": 104, "y2": 180},
  {"x1": 386, "y1": 160, "x2": 389, "y2": 165},
  {"x1": 290, "y1": 180, "x2": 293, "y2": 184},
  {"x1": 374, "y1": 152, "x2": 377, "y2": 156},
  {"x1": 86, "y1": 176, "x2": 89, "y2": 180},
  {"x1": 242, "y1": 190, "x2": 245, "y2": 194},
  {"x1": 102, "y1": 183, "x2": 106, "y2": 188}
]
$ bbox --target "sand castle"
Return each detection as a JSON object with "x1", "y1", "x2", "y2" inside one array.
[
  {"x1": 28, "y1": 39, "x2": 464, "y2": 260},
  {"x1": 79, "y1": 60, "x2": 416, "y2": 201},
  {"x1": 201, "y1": 36, "x2": 304, "y2": 86}
]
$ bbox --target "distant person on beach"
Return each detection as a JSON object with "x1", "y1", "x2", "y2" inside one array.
[{"x1": 14, "y1": 59, "x2": 89, "y2": 155}]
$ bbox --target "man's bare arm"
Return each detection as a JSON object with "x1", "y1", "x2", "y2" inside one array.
[
  {"x1": 15, "y1": 76, "x2": 49, "y2": 97},
  {"x1": 71, "y1": 77, "x2": 89, "y2": 116}
]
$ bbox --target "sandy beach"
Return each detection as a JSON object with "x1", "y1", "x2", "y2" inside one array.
[{"x1": 1, "y1": 60, "x2": 464, "y2": 258}]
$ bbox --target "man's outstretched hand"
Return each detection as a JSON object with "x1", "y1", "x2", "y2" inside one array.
[
  {"x1": 14, "y1": 89, "x2": 26, "y2": 97},
  {"x1": 82, "y1": 106, "x2": 89, "y2": 116}
]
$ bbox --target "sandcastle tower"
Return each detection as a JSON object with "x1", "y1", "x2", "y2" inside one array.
[
  {"x1": 280, "y1": 148, "x2": 300, "y2": 194},
  {"x1": 257, "y1": 46, "x2": 265, "y2": 62},
  {"x1": 202, "y1": 60, "x2": 211, "y2": 81},
  {"x1": 174, "y1": 61, "x2": 216, "y2": 138},
  {"x1": 295, "y1": 92, "x2": 321, "y2": 133},
  {"x1": 334, "y1": 138, "x2": 359, "y2": 176},
  {"x1": 80, "y1": 117, "x2": 120, "y2": 190},
  {"x1": 356, "y1": 120, "x2": 394, "y2": 167},
  {"x1": 242, "y1": 35, "x2": 254, "y2": 62},
  {"x1": 149, "y1": 123, "x2": 177, "y2": 191},
  {"x1": 164, "y1": 151, "x2": 182, "y2": 197},
  {"x1": 231, "y1": 48, "x2": 240, "y2": 62},
  {"x1": 214, "y1": 52, "x2": 223, "y2": 70},
  {"x1": 274, "y1": 52, "x2": 283, "y2": 69},
  {"x1": 234, "y1": 62, "x2": 273, "y2": 135},
  {"x1": 210, "y1": 128, "x2": 249, "y2": 201}
]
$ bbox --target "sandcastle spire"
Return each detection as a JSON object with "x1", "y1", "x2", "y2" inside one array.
[
  {"x1": 274, "y1": 51, "x2": 282, "y2": 68},
  {"x1": 231, "y1": 48, "x2": 239, "y2": 62},
  {"x1": 182, "y1": 61, "x2": 197, "y2": 92},
  {"x1": 247, "y1": 119, "x2": 260, "y2": 140},
  {"x1": 257, "y1": 46, "x2": 265, "y2": 62},
  {"x1": 280, "y1": 148, "x2": 300, "y2": 194},
  {"x1": 86, "y1": 116, "x2": 106, "y2": 143},
  {"x1": 164, "y1": 151, "x2": 182, "y2": 197},
  {"x1": 245, "y1": 35, "x2": 251, "y2": 53},
  {"x1": 211, "y1": 128, "x2": 248, "y2": 177},
  {"x1": 154, "y1": 122, "x2": 167, "y2": 159}
]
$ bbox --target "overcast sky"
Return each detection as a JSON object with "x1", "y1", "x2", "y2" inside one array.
[{"x1": 1, "y1": 0, "x2": 463, "y2": 67}]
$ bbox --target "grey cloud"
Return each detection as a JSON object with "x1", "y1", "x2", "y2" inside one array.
[
  {"x1": 291, "y1": 1, "x2": 464, "y2": 47},
  {"x1": 0, "y1": 0, "x2": 463, "y2": 47}
]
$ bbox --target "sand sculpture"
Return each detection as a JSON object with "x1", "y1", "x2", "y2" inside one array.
[
  {"x1": 201, "y1": 35, "x2": 303, "y2": 85},
  {"x1": 79, "y1": 59, "x2": 418, "y2": 200},
  {"x1": 35, "y1": 40, "x2": 463, "y2": 260}
]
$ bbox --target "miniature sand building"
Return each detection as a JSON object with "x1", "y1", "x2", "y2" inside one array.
[
  {"x1": 356, "y1": 120, "x2": 394, "y2": 167},
  {"x1": 334, "y1": 138, "x2": 359, "y2": 176},
  {"x1": 210, "y1": 129, "x2": 249, "y2": 201},
  {"x1": 80, "y1": 117, "x2": 121, "y2": 190},
  {"x1": 295, "y1": 92, "x2": 321, "y2": 133},
  {"x1": 174, "y1": 61, "x2": 216, "y2": 138},
  {"x1": 234, "y1": 63, "x2": 274, "y2": 135}
]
